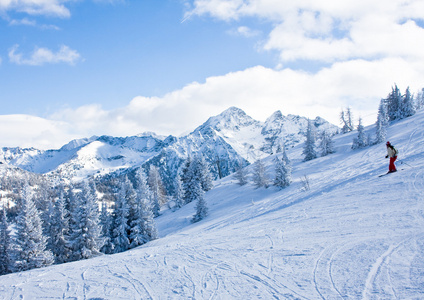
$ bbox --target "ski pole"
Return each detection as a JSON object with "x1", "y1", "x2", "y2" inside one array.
[{"x1": 399, "y1": 160, "x2": 413, "y2": 167}]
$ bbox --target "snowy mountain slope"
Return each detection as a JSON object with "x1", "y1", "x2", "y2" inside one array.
[
  {"x1": 1, "y1": 111, "x2": 423, "y2": 299},
  {"x1": 0, "y1": 107, "x2": 337, "y2": 183}
]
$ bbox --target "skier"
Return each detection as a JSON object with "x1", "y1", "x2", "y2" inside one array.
[{"x1": 385, "y1": 141, "x2": 398, "y2": 173}]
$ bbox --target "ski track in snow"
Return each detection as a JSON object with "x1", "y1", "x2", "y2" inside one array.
[{"x1": 1, "y1": 111, "x2": 424, "y2": 299}]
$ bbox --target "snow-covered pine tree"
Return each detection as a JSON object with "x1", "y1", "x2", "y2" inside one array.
[
  {"x1": 46, "y1": 190, "x2": 71, "y2": 264},
  {"x1": 148, "y1": 165, "x2": 167, "y2": 217},
  {"x1": 385, "y1": 84, "x2": 403, "y2": 121},
  {"x1": 181, "y1": 156, "x2": 193, "y2": 204},
  {"x1": 346, "y1": 107, "x2": 354, "y2": 132},
  {"x1": 173, "y1": 174, "x2": 185, "y2": 209},
  {"x1": 111, "y1": 178, "x2": 131, "y2": 253},
  {"x1": 402, "y1": 87, "x2": 415, "y2": 118},
  {"x1": 303, "y1": 119, "x2": 317, "y2": 161},
  {"x1": 192, "y1": 155, "x2": 213, "y2": 192},
  {"x1": 129, "y1": 169, "x2": 158, "y2": 248},
  {"x1": 319, "y1": 130, "x2": 335, "y2": 156},
  {"x1": 273, "y1": 155, "x2": 291, "y2": 189},
  {"x1": 100, "y1": 201, "x2": 114, "y2": 254},
  {"x1": 234, "y1": 160, "x2": 248, "y2": 186},
  {"x1": 416, "y1": 88, "x2": 424, "y2": 110},
  {"x1": 0, "y1": 208, "x2": 11, "y2": 275},
  {"x1": 68, "y1": 180, "x2": 103, "y2": 260},
  {"x1": 340, "y1": 108, "x2": 353, "y2": 133},
  {"x1": 12, "y1": 184, "x2": 54, "y2": 272},
  {"x1": 375, "y1": 99, "x2": 389, "y2": 144},
  {"x1": 352, "y1": 117, "x2": 368, "y2": 149},
  {"x1": 252, "y1": 159, "x2": 268, "y2": 188},
  {"x1": 191, "y1": 181, "x2": 208, "y2": 223},
  {"x1": 340, "y1": 109, "x2": 348, "y2": 133}
]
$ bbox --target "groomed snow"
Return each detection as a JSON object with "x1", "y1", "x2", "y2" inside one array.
[{"x1": 1, "y1": 111, "x2": 424, "y2": 299}]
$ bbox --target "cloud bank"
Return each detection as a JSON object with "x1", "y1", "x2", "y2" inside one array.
[
  {"x1": 8, "y1": 44, "x2": 81, "y2": 66},
  {"x1": 3, "y1": 59, "x2": 423, "y2": 149}
]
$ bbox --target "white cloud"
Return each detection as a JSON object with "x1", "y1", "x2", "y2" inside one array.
[
  {"x1": 9, "y1": 17, "x2": 60, "y2": 29},
  {"x1": 0, "y1": 0, "x2": 71, "y2": 18},
  {"x1": 9, "y1": 44, "x2": 81, "y2": 66},
  {"x1": 228, "y1": 26, "x2": 260, "y2": 38},
  {"x1": 42, "y1": 58, "x2": 422, "y2": 144},
  {"x1": 0, "y1": 0, "x2": 123, "y2": 18},
  {"x1": 0, "y1": 114, "x2": 79, "y2": 149},
  {"x1": 188, "y1": 0, "x2": 424, "y2": 64},
  {"x1": 2, "y1": 57, "x2": 423, "y2": 149}
]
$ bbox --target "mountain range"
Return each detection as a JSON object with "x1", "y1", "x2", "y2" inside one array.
[{"x1": 0, "y1": 107, "x2": 338, "y2": 190}]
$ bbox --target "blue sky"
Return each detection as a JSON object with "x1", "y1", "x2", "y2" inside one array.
[
  {"x1": 1, "y1": 1, "x2": 274, "y2": 114},
  {"x1": 1, "y1": 0, "x2": 424, "y2": 149}
]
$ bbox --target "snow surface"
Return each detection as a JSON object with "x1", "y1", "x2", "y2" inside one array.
[{"x1": 1, "y1": 111, "x2": 424, "y2": 299}]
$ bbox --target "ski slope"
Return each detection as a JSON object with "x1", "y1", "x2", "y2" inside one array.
[{"x1": 1, "y1": 111, "x2": 424, "y2": 299}]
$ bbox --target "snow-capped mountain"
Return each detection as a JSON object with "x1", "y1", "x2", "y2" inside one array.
[{"x1": 0, "y1": 107, "x2": 338, "y2": 185}]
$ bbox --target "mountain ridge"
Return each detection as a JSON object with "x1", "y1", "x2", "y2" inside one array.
[{"x1": 0, "y1": 107, "x2": 339, "y2": 185}]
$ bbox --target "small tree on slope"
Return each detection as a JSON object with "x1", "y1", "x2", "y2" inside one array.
[
  {"x1": 319, "y1": 130, "x2": 335, "y2": 156},
  {"x1": 303, "y1": 119, "x2": 317, "y2": 161},
  {"x1": 375, "y1": 99, "x2": 389, "y2": 144},
  {"x1": 352, "y1": 117, "x2": 368, "y2": 149},
  {"x1": 191, "y1": 181, "x2": 208, "y2": 223},
  {"x1": 173, "y1": 174, "x2": 185, "y2": 209},
  {"x1": 252, "y1": 159, "x2": 268, "y2": 188},
  {"x1": 402, "y1": 87, "x2": 415, "y2": 118},
  {"x1": 235, "y1": 160, "x2": 248, "y2": 186},
  {"x1": 274, "y1": 155, "x2": 291, "y2": 189}
]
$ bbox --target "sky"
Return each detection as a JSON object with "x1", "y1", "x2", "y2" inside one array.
[{"x1": 1, "y1": 0, "x2": 424, "y2": 149}]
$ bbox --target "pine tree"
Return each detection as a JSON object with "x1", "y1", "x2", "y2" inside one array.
[
  {"x1": 46, "y1": 190, "x2": 71, "y2": 264},
  {"x1": 100, "y1": 201, "x2": 114, "y2": 254},
  {"x1": 234, "y1": 160, "x2": 248, "y2": 186},
  {"x1": 416, "y1": 88, "x2": 424, "y2": 110},
  {"x1": 129, "y1": 170, "x2": 158, "y2": 248},
  {"x1": 0, "y1": 208, "x2": 11, "y2": 275},
  {"x1": 173, "y1": 174, "x2": 185, "y2": 209},
  {"x1": 402, "y1": 87, "x2": 415, "y2": 118},
  {"x1": 12, "y1": 184, "x2": 54, "y2": 272},
  {"x1": 319, "y1": 130, "x2": 335, "y2": 156},
  {"x1": 181, "y1": 156, "x2": 192, "y2": 203},
  {"x1": 303, "y1": 119, "x2": 317, "y2": 161},
  {"x1": 252, "y1": 159, "x2": 268, "y2": 188},
  {"x1": 129, "y1": 192, "x2": 158, "y2": 248},
  {"x1": 273, "y1": 155, "x2": 291, "y2": 189},
  {"x1": 111, "y1": 179, "x2": 131, "y2": 253},
  {"x1": 148, "y1": 165, "x2": 166, "y2": 217},
  {"x1": 352, "y1": 117, "x2": 368, "y2": 149},
  {"x1": 340, "y1": 108, "x2": 353, "y2": 133},
  {"x1": 191, "y1": 181, "x2": 208, "y2": 223},
  {"x1": 385, "y1": 84, "x2": 403, "y2": 121},
  {"x1": 192, "y1": 155, "x2": 213, "y2": 192},
  {"x1": 68, "y1": 180, "x2": 104, "y2": 260},
  {"x1": 346, "y1": 107, "x2": 354, "y2": 132},
  {"x1": 375, "y1": 99, "x2": 389, "y2": 144}
]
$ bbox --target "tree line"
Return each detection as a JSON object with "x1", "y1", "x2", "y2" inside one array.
[{"x1": 0, "y1": 156, "x2": 214, "y2": 275}]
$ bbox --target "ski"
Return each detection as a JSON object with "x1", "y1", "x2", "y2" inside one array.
[{"x1": 378, "y1": 169, "x2": 403, "y2": 177}]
